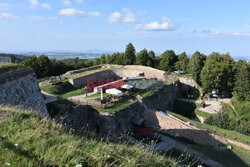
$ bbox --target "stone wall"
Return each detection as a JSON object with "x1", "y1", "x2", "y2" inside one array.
[
  {"x1": 142, "y1": 81, "x2": 183, "y2": 111},
  {"x1": 55, "y1": 102, "x2": 145, "y2": 139},
  {"x1": 64, "y1": 65, "x2": 102, "y2": 76},
  {"x1": 116, "y1": 65, "x2": 167, "y2": 80},
  {"x1": 69, "y1": 70, "x2": 121, "y2": 88},
  {"x1": 0, "y1": 68, "x2": 48, "y2": 117}
]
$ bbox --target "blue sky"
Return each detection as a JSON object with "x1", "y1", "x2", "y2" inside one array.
[{"x1": 0, "y1": 0, "x2": 250, "y2": 58}]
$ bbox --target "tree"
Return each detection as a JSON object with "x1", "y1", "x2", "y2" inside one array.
[
  {"x1": 105, "y1": 54, "x2": 112, "y2": 64},
  {"x1": 200, "y1": 52, "x2": 235, "y2": 93},
  {"x1": 37, "y1": 55, "x2": 51, "y2": 78},
  {"x1": 174, "y1": 52, "x2": 189, "y2": 72},
  {"x1": 125, "y1": 43, "x2": 136, "y2": 65},
  {"x1": 188, "y1": 51, "x2": 206, "y2": 84},
  {"x1": 159, "y1": 50, "x2": 177, "y2": 72},
  {"x1": 148, "y1": 50, "x2": 156, "y2": 67},
  {"x1": 100, "y1": 54, "x2": 106, "y2": 64},
  {"x1": 74, "y1": 57, "x2": 79, "y2": 68},
  {"x1": 233, "y1": 60, "x2": 250, "y2": 100},
  {"x1": 21, "y1": 55, "x2": 40, "y2": 76},
  {"x1": 93, "y1": 58, "x2": 101, "y2": 66},
  {"x1": 136, "y1": 49, "x2": 149, "y2": 66}
]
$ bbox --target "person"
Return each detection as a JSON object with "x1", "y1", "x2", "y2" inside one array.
[{"x1": 201, "y1": 99, "x2": 206, "y2": 108}]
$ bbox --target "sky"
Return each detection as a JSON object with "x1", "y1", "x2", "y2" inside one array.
[{"x1": 0, "y1": 0, "x2": 250, "y2": 58}]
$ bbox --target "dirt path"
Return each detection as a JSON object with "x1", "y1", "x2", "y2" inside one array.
[{"x1": 41, "y1": 90, "x2": 58, "y2": 103}]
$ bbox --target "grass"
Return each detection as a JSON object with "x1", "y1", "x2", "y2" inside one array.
[
  {"x1": 139, "y1": 87, "x2": 159, "y2": 98},
  {"x1": 194, "y1": 104, "x2": 212, "y2": 118},
  {"x1": 0, "y1": 107, "x2": 185, "y2": 167},
  {"x1": 0, "y1": 64, "x2": 26, "y2": 76},
  {"x1": 40, "y1": 80, "x2": 89, "y2": 98},
  {"x1": 101, "y1": 100, "x2": 137, "y2": 113},
  {"x1": 69, "y1": 67, "x2": 120, "y2": 79}
]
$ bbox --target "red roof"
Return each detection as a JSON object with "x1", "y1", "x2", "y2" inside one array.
[{"x1": 94, "y1": 79, "x2": 126, "y2": 90}]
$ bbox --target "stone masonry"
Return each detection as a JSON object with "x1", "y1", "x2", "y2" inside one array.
[{"x1": 0, "y1": 68, "x2": 49, "y2": 117}]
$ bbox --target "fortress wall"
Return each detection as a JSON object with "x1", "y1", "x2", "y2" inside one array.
[
  {"x1": 69, "y1": 70, "x2": 121, "y2": 88},
  {"x1": 64, "y1": 65, "x2": 102, "y2": 76},
  {"x1": 0, "y1": 68, "x2": 49, "y2": 117},
  {"x1": 124, "y1": 65, "x2": 167, "y2": 80}
]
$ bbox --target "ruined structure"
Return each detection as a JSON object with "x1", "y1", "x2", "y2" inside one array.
[{"x1": 0, "y1": 67, "x2": 48, "y2": 117}]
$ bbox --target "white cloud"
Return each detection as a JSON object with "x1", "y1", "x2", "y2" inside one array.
[
  {"x1": 41, "y1": 3, "x2": 51, "y2": 10},
  {"x1": 108, "y1": 9, "x2": 138, "y2": 24},
  {"x1": 63, "y1": 0, "x2": 72, "y2": 6},
  {"x1": 136, "y1": 17, "x2": 177, "y2": 31},
  {"x1": 59, "y1": 8, "x2": 101, "y2": 19},
  {"x1": 123, "y1": 9, "x2": 138, "y2": 23},
  {"x1": 0, "y1": 13, "x2": 18, "y2": 20},
  {"x1": 28, "y1": 0, "x2": 39, "y2": 8},
  {"x1": 59, "y1": 8, "x2": 85, "y2": 17},
  {"x1": 108, "y1": 12, "x2": 122, "y2": 23}
]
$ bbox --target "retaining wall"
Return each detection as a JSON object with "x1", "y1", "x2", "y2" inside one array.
[
  {"x1": 0, "y1": 68, "x2": 49, "y2": 117},
  {"x1": 69, "y1": 70, "x2": 121, "y2": 88}
]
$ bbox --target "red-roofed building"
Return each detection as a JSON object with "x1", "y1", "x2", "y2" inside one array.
[{"x1": 93, "y1": 79, "x2": 126, "y2": 93}]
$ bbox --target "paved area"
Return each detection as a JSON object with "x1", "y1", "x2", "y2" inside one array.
[
  {"x1": 41, "y1": 90, "x2": 58, "y2": 103},
  {"x1": 178, "y1": 98, "x2": 232, "y2": 114}
]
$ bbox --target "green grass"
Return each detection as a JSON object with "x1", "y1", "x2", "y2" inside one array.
[
  {"x1": 40, "y1": 81, "x2": 89, "y2": 98},
  {"x1": 69, "y1": 67, "x2": 120, "y2": 79},
  {"x1": 86, "y1": 93, "x2": 109, "y2": 99},
  {"x1": 101, "y1": 100, "x2": 137, "y2": 113},
  {"x1": 0, "y1": 107, "x2": 184, "y2": 167},
  {"x1": 0, "y1": 64, "x2": 26, "y2": 76},
  {"x1": 139, "y1": 88, "x2": 159, "y2": 98},
  {"x1": 194, "y1": 104, "x2": 212, "y2": 118}
]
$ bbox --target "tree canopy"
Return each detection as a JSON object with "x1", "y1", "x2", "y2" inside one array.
[
  {"x1": 233, "y1": 60, "x2": 250, "y2": 100},
  {"x1": 136, "y1": 49, "x2": 149, "y2": 66},
  {"x1": 125, "y1": 43, "x2": 136, "y2": 65},
  {"x1": 159, "y1": 50, "x2": 177, "y2": 72},
  {"x1": 174, "y1": 52, "x2": 189, "y2": 72},
  {"x1": 200, "y1": 52, "x2": 235, "y2": 93},
  {"x1": 188, "y1": 51, "x2": 206, "y2": 85}
]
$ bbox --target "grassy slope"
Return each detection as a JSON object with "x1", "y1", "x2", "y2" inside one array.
[
  {"x1": 0, "y1": 64, "x2": 26, "y2": 76},
  {"x1": 69, "y1": 67, "x2": 120, "y2": 79},
  {"x1": 0, "y1": 107, "x2": 185, "y2": 167},
  {"x1": 40, "y1": 81, "x2": 89, "y2": 98}
]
